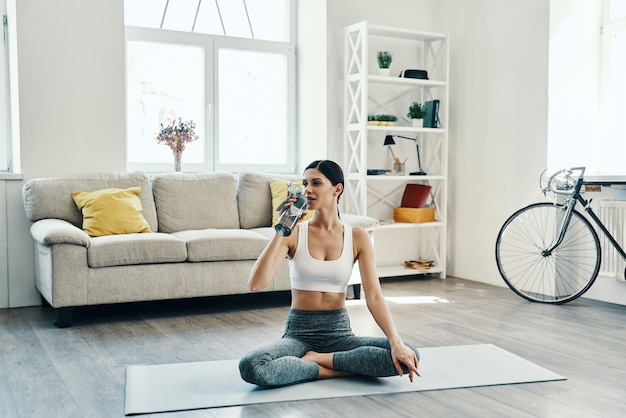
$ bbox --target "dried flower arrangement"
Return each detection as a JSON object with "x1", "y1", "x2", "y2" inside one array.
[{"x1": 155, "y1": 118, "x2": 198, "y2": 171}]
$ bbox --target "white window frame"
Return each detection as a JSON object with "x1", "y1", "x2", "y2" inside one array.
[
  {"x1": 125, "y1": 7, "x2": 297, "y2": 174},
  {"x1": 1, "y1": 5, "x2": 11, "y2": 172}
]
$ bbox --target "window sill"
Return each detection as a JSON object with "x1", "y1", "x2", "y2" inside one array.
[{"x1": 0, "y1": 173, "x2": 23, "y2": 180}]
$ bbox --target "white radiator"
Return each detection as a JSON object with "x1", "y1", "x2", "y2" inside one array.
[{"x1": 598, "y1": 200, "x2": 626, "y2": 278}]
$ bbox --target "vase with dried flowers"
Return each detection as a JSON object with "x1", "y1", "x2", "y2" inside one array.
[{"x1": 155, "y1": 118, "x2": 198, "y2": 172}]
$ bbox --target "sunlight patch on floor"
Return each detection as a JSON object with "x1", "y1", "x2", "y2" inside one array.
[{"x1": 346, "y1": 296, "x2": 450, "y2": 306}]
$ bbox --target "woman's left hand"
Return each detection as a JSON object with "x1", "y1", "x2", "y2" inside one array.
[{"x1": 391, "y1": 344, "x2": 420, "y2": 382}]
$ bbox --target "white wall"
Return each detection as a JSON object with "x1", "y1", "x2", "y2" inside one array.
[
  {"x1": 296, "y1": 0, "x2": 328, "y2": 172},
  {"x1": 1, "y1": 0, "x2": 127, "y2": 307},
  {"x1": 441, "y1": 0, "x2": 549, "y2": 286}
]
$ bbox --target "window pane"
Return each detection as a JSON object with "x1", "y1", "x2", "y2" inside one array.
[
  {"x1": 603, "y1": 29, "x2": 626, "y2": 171},
  {"x1": 124, "y1": 0, "x2": 289, "y2": 42},
  {"x1": 161, "y1": 0, "x2": 198, "y2": 32},
  {"x1": 610, "y1": 0, "x2": 626, "y2": 20},
  {"x1": 217, "y1": 48, "x2": 287, "y2": 165},
  {"x1": 126, "y1": 41, "x2": 204, "y2": 164},
  {"x1": 246, "y1": 0, "x2": 290, "y2": 42},
  {"x1": 194, "y1": 0, "x2": 225, "y2": 36},
  {"x1": 218, "y1": 1, "x2": 253, "y2": 38}
]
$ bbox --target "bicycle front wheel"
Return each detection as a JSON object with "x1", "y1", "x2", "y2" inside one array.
[{"x1": 495, "y1": 202, "x2": 601, "y2": 303}]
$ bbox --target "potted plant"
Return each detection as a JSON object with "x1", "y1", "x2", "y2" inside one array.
[
  {"x1": 407, "y1": 102, "x2": 427, "y2": 127},
  {"x1": 376, "y1": 114, "x2": 398, "y2": 126},
  {"x1": 377, "y1": 51, "x2": 392, "y2": 76}
]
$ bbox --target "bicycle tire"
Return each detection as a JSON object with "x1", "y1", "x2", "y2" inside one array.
[{"x1": 495, "y1": 202, "x2": 601, "y2": 303}]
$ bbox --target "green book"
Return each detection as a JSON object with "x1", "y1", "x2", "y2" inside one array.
[{"x1": 424, "y1": 99, "x2": 440, "y2": 128}]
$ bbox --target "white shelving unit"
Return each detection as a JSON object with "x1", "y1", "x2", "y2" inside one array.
[{"x1": 343, "y1": 21, "x2": 449, "y2": 279}]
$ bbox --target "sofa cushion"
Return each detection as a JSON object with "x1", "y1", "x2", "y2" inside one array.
[
  {"x1": 71, "y1": 187, "x2": 152, "y2": 237},
  {"x1": 22, "y1": 172, "x2": 158, "y2": 231},
  {"x1": 152, "y1": 172, "x2": 239, "y2": 233},
  {"x1": 172, "y1": 229, "x2": 269, "y2": 261},
  {"x1": 237, "y1": 171, "x2": 305, "y2": 229},
  {"x1": 87, "y1": 233, "x2": 187, "y2": 268}
]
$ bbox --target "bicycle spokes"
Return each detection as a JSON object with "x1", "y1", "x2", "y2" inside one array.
[{"x1": 495, "y1": 203, "x2": 600, "y2": 303}]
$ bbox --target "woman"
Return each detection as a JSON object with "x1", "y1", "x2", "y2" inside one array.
[{"x1": 239, "y1": 160, "x2": 420, "y2": 387}]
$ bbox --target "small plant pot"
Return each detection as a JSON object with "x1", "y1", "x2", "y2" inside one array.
[
  {"x1": 411, "y1": 118, "x2": 424, "y2": 128},
  {"x1": 379, "y1": 68, "x2": 390, "y2": 76}
]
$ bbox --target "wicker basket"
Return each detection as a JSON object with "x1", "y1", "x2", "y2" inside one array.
[{"x1": 393, "y1": 206, "x2": 436, "y2": 223}]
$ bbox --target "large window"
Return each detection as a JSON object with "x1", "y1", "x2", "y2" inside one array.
[
  {"x1": 598, "y1": 0, "x2": 626, "y2": 175},
  {"x1": 548, "y1": 0, "x2": 626, "y2": 176},
  {"x1": 125, "y1": 0, "x2": 296, "y2": 173}
]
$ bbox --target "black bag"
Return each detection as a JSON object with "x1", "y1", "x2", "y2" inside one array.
[{"x1": 398, "y1": 69, "x2": 428, "y2": 80}]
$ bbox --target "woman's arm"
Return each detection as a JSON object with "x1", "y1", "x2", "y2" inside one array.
[
  {"x1": 354, "y1": 227, "x2": 420, "y2": 380},
  {"x1": 248, "y1": 228, "x2": 294, "y2": 292}
]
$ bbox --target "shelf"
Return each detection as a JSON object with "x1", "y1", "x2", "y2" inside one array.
[
  {"x1": 376, "y1": 221, "x2": 444, "y2": 230},
  {"x1": 346, "y1": 173, "x2": 444, "y2": 181},
  {"x1": 367, "y1": 125, "x2": 446, "y2": 134},
  {"x1": 347, "y1": 124, "x2": 446, "y2": 134},
  {"x1": 368, "y1": 75, "x2": 446, "y2": 87},
  {"x1": 347, "y1": 73, "x2": 446, "y2": 87},
  {"x1": 377, "y1": 264, "x2": 443, "y2": 278},
  {"x1": 366, "y1": 175, "x2": 445, "y2": 181},
  {"x1": 368, "y1": 24, "x2": 446, "y2": 42}
]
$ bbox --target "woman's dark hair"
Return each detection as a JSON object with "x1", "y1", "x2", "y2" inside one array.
[{"x1": 304, "y1": 160, "x2": 344, "y2": 206}]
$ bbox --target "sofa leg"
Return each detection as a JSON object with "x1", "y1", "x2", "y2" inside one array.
[
  {"x1": 54, "y1": 307, "x2": 73, "y2": 328},
  {"x1": 40, "y1": 295, "x2": 51, "y2": 308},
  {"x1": 351, "y1": 284, "x2": 361, "y2": 300}
]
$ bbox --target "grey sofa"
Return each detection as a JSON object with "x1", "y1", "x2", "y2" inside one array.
[{"x1": 22, "y1": 171, "x2": 378, "y2": 327}]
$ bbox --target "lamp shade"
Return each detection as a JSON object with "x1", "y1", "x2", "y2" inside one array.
[{"x1": 383, "y1": 135, "x2": 396, "y2": 146}]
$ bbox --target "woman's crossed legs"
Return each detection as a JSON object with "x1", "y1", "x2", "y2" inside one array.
[{"x1": 238, "y1": 334, "x2": 419, "y2": 387}]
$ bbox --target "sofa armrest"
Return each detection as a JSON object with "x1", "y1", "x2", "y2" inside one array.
[
  {"x1": 30, "y1": 219, "x2": 91, "y2": 247},
  {"x1": 341, "y1": 213, "x2": 379, "y2": 232}
]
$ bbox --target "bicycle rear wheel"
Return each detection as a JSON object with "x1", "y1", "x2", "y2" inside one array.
[{"x1": 495, "y1": 202, "x2": 601, "y2": 303}]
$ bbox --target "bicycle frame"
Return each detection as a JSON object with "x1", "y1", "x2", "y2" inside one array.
[
  {"x1": 544, "y1": 167, "x2": 626, "y2": 263},
  {"x1": 543, "y1": 178, "x2": 583, "y2": 255}
]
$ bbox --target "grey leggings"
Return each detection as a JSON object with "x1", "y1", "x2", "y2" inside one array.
[{"x1": 238, "y1": 308, "x2": 420, "y2": 387}]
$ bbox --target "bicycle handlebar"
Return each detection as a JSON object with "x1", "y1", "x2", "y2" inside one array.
[{"x1": 543, "y1": 167, "x2": 586, "y2": 196}]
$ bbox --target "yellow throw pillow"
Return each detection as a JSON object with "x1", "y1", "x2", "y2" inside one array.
[
  {"x1": 269, "y1": 178, "x2": 313, "y2": 227},
  {"x1": 71, "y1": 187, "x2": 152, "y2": 237}
]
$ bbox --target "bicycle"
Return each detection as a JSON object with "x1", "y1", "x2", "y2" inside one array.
[{"x1": 495, "y1": 167, "x2": 626, "y2": 303}]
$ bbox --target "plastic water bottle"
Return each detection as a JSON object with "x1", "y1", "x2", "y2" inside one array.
[{"x1": 275, "y1": 183, "x2": 308, "y2": 236}]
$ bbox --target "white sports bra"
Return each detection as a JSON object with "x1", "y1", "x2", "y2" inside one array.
[{"x1": 289, "y1": 221, "x2": 354, "y2": 293}]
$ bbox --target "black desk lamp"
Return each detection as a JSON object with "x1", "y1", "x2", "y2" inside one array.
[{"x1": 383, "y1": 134, "x2": 427, "y2": 175}]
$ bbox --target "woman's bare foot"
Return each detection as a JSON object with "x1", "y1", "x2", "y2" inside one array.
[{"x1": 302, "y1": 351, "x2": 353, "y2": 379}]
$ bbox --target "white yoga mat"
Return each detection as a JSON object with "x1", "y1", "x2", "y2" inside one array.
[{"x1": 125, "y1": 344, "x2": 565, "y2": 415}]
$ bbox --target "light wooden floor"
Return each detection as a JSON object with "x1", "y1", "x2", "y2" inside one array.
[{"x1": 1, "y1": 276, "x2": 625, "y2": 417}]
